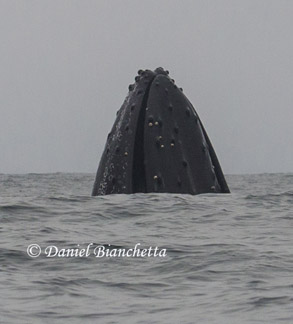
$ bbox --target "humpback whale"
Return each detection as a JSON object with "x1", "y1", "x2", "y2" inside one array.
[{"x1": 92, "y1": 67, "x2": 230, "y2": 196}]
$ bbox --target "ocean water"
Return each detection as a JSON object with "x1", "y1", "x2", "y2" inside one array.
[{"x1": 0, "y1": 173, "x2": 292, "y2": 324}]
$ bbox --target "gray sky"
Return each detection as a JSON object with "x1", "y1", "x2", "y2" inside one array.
[{"x1": 1, "y1": 0, "x2": 292, "y2": 174}]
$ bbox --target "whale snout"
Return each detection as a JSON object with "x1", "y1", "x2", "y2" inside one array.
[{"x1": 92, "y1": 67, "x2": 229, "y2": 196}]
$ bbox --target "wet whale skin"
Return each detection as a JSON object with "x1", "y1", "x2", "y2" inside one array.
[{"x1": 92, "y1": 68, "x2": 230, "y2": 196}]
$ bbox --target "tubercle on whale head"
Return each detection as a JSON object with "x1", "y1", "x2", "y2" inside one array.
[
  {"x1": 128, "y1": 67, "x2": 172, "y2": 93},
  {"x1": 92, "y1": 67, "x2": 230, "y2": 196}
]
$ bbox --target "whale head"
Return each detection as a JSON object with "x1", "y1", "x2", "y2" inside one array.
[{"x1": 92, "y1": 67, "x2": 230, "y2": 196}]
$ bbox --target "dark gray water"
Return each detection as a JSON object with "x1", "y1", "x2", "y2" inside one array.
[{"x1": 0, "y1": 173, "x2": 292, "y2": 324}]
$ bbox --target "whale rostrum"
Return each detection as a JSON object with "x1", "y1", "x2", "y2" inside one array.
[{"x1": 92, "y1": 67, "x2": 230, "y2": 196}]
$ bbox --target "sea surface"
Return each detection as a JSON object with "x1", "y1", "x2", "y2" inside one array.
[{"x1": 0, "y1": 173, "x2": 292, "y2": 324}]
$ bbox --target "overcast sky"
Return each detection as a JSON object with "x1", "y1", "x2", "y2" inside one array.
[{"x1": 1, "y1": 0, "x2": 292, "y2": 174}]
